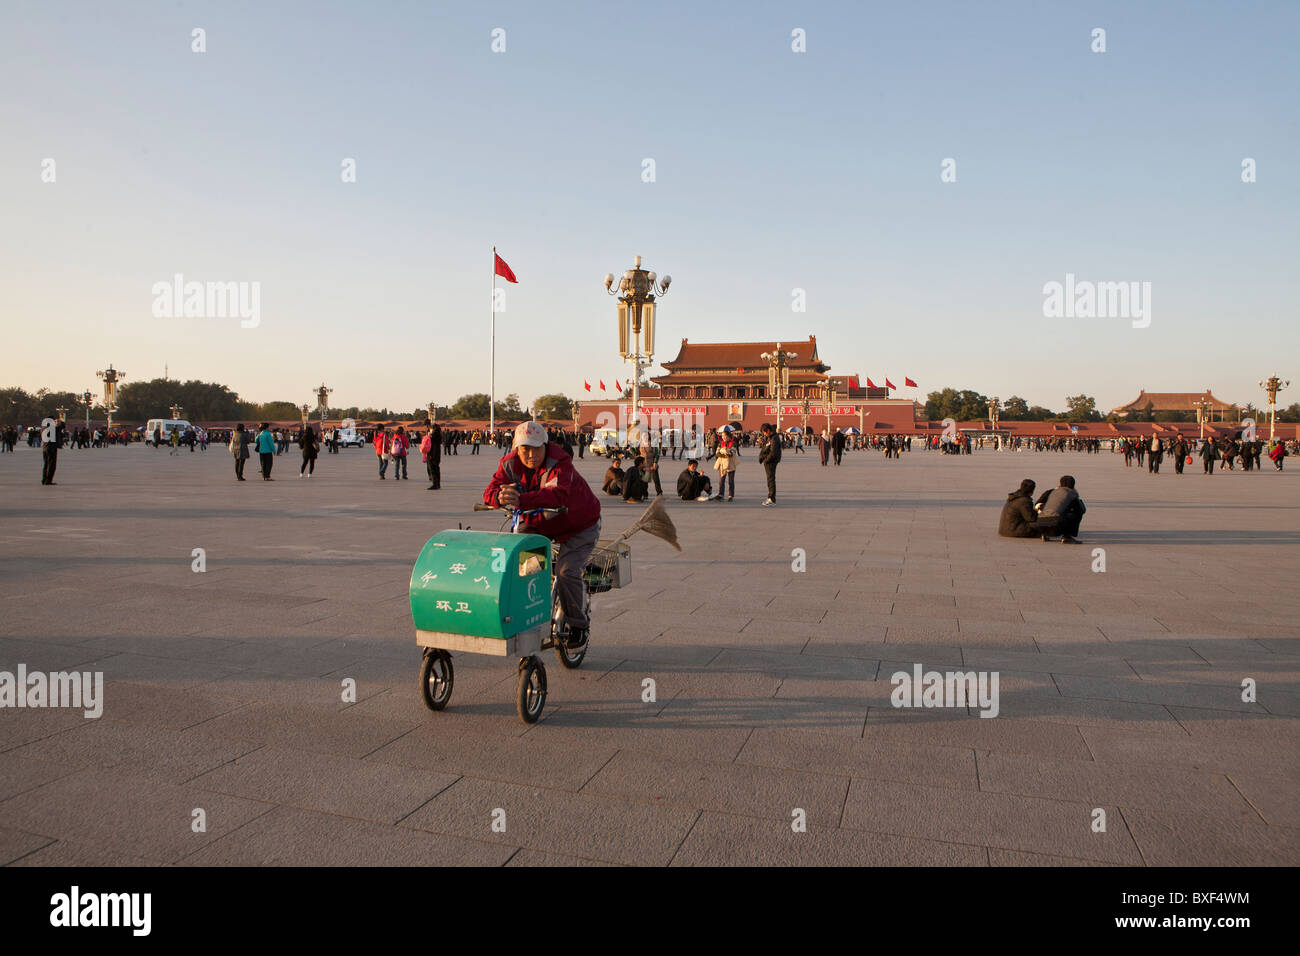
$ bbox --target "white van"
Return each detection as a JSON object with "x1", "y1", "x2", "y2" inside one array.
[
  {"x1": 589, "y1": 427, "x2": 621, "y2": 456},
  {"x1": 144, "y1": 419, "x2": 193, "y2": 444}
]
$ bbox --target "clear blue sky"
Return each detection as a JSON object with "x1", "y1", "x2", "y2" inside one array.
[{"x1": 2, "y1": 0, "x2": 1296, "y2": 414}]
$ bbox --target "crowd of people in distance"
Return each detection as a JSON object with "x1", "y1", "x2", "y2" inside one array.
[{"x1": 1117, "y1": 434, "x2": 1288, "y2": 473}]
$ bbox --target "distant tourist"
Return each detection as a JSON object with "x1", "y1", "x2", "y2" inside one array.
[
  {"x1": 422, "y1": 421, "x2": 442, "y2": 490},
  {"x1": 255, "y1": 423, "x2": 276, "y2": 480},
  {"x1": 713, "y1": 428, "x2": 737, "y2": 501},
  {"x1": 299, "y1": 424, "x2": 319, "y2": 478},
  {"x1": 758, "y1": 422, "x2": 781, "y2": 506},
  {"x1": 229, "y1": 423, "x2": 251, "y2": 480}
]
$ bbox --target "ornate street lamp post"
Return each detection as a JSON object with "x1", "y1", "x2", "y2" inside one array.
[
  {"x1": 1259, "y1": 376, "x2": 1289, "y2": 441},
  {"x1": 316, "y1": 383, "x2": 332, "y2": 431},
  {"x1": 300, "y1": 403, "x2": 310, "y2": 431},
  {"x1": 82, "y1": 391, "x2": 93, "y2": 432},
  {"x1": 97, "y1": 364, "x2": 124, "y2": 433},
  {"x1": 801, "y1": 396, "x2": 810, "y2": 434},
  {"x1": 427, "y1": 402, "x2": 437, "y2": 425},
  {"x1": 55, "y1": 405, "x2": 68, "y2": 425},
  {"x1": 820, "y1": 378, "x2": 837, "y2": 435},
  {"x1": 761, "y1": 343, "x2": 797, "y2": 436},
  {"x1": 1192, "y1": 397, "x2": 1212, "y2": 441},
  {"x1": 605, "y1": 255, "x2": 671, "y2": 444},
  {"x1": 169, "y1": 403, "x2": 184, "y2": 420}
]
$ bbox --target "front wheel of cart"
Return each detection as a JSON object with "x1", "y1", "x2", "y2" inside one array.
[
  {"x1": 516, "y1": 657, "x2": 547, "y2": 723},
  {"x1": 419, "y1": 649, "x2": 454, "y2": 711},
  {"x1": 553, "y1": 592, "x2": 590, "y2": 670}
]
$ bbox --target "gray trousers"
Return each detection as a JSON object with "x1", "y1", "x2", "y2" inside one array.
[{"x1": 554, "y1": 519, "x2": 600, "y2": 629}]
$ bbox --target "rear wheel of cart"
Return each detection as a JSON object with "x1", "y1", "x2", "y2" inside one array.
[
  {"x1": 419, "y1": 649, "x2": 454, "y2": 711},
  {"x1": 516, "y1": 657, "x2": 547, "y2": 723}
]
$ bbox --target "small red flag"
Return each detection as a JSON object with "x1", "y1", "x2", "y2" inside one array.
[
  {"x1": 905, "y1": 377, "x2": 918, "y2": 388},
  {"x1": 886, "y1": 378, "x2": 896, "y2": 391},
  {"x1": 494, "y1": 253, "x2": 517, "y2": 283},
  {"x1": 866, "y1": 378, "x2": 877, "y2": 389},
  {"x1": 848, "y1": 375, "x2": 859, "y2": 390},
  {"x1": 584, "y1": 381, "x2": 591, "y2": 392},
  {"x1": 599, "y1": 380, "x2": 606, "y2": 391}
]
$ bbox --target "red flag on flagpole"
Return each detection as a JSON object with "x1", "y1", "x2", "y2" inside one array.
[
  {"x1": 885, "y1": 378, "x2": 896, "y2": 391},
  {"x1": 866, "y1": 378, "x2": 877, "y2": 389},
  {"x1": 848, "y1": 375, "x2": 859, "y2": 390},
  {"x1": 584, "y1": 381, "x2": 591, "y2": 392},
  {"x1": 599, "y1": 380, "x2": 606, "y2": 392},
  {"x1": 905, "y1": 377, "x2": 918, "y2": 388},
  {"x1": 494, "y1": 253, "x2": 517, "y2": 283}
]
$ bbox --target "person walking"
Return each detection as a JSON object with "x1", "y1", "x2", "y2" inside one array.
[
  {"x1": 391, "y1": 426, "x2": 409, "y2": 479},
  {"x1": 1199, "y1": 438, "x2": 1218, "y2": 474},
  {"x1": 299, "y1": 424, "x2": 319, "y2": 478},
  {"x1": 422, "y1": 421, "x2": 442, "y2": 490},
  {"x1": 41, "y1": 418, "x2": 66, "y2": 485},
  {"x1": 759, "y1": 422, "x2": 781, "y2": 506},
  {"x1": 374, "y1": 427, "x2": 390, "y2": 479},
  {"x1": 229, "y1": 423, "x2": 251, "y2": 480},
  {"x1": 713, "y1": 428, "x2": 737, "y2": 501},
  {"x1": 255, "y1": 423, "x2": 276, "y2": 479},
  {"x1": 831, "y1": 429, "x2": 845, "y2": 466},
  {"x1": 817, "y1": 429, "x2": 830, "y2": 466},
  {"x1": 1147, "y1": 435, "x2": 1163, "y2": 474}
]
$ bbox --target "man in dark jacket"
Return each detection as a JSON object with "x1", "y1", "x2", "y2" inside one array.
[
  {"x1": 831, "y1": 429, "x2": 846, "y2": 465},
  {"x1": 1173, "y1": 437, "x2": 1188, "y2": 474},
  {"x1": 484, "y1": 422, "x2": 602, "y2": 646},
  {"x1": 602, "y1": 456, "x2": 625, "y2": 497},
  {"x1": 759, "y1": 422, "x2": 781, "y2": 505},
  {"x1": 677, "y1": 459, "x2": 713, "y2": 500},
  {"x1": 622, "y1": 456, "x2": 650, "y2": 503},
  {"x1": 998, "y1": 479, "x2": 1051, "y2": 538},
  {"x1": 41, "y1": 418, "x2": 66, "y2": 485},
  {"x1": 1036, "y1": 475, "x2": 1086, "y2": 543}
]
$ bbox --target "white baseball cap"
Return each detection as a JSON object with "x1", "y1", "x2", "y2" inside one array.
[{"x1": 513, "y1": 421, "x2": 547, "y2": 448}]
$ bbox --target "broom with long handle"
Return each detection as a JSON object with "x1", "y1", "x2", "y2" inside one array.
[{"x1": 616, "y1": 495, "x2": 681, "y2": 551}]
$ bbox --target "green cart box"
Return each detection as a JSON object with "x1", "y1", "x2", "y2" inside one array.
[{"x1": 410, "y1": 530, "x2": 552, "y2": 656}]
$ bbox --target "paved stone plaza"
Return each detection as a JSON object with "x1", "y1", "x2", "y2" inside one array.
[{"x1": 1, "y1": 442, "x2": 1296, "y2": 866}]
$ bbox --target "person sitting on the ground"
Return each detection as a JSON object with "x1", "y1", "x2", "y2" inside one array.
[
  {"x1": 677, "y1": 459, "x2": 713, "y2": 500},
  {"x1": 622, "y1": 455, "x2": 649, "y2": 503},
  {"x1": 1036, "y1": 475, "x2": 1086, "y2": 544},
  {"x1": 998, "y1": 478, "x2": 1054, "y2": 538},
  {"x1": 602, "y1": 455, "x2": 625, "y2": 496}
]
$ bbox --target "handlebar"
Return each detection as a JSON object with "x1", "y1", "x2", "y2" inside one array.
[{"x1": 473, "y1": 503, "x2": 567, "y2": 515}]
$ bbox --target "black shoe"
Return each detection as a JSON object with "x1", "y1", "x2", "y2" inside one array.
[{"x1": 1061, "y1": 535, "x2": 1082, "y2": 544}]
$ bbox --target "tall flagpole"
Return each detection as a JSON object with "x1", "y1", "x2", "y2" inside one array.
[{"x1": 490, "y1": 246, "x2": 496, "y2": 436}]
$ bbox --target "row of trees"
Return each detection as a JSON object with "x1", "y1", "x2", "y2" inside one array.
[
  {"x1": 924, "y1": 389, "x2": 1300, "y2": 424},
  {"x1": 1, "y1": 381, "x2": 581, "y2": 425}
]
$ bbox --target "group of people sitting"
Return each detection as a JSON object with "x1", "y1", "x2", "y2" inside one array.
[
  {"x1": 602, "y1": 455, "x2": 718, "y2": 503},
  {"x1": 998, "y1": 475, "x2": 1087, "y2": 544}
]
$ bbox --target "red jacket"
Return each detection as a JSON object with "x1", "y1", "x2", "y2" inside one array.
[{"x1": 484, "y1": 443, "x2": 601, "y2": 542}]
